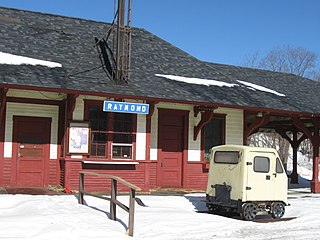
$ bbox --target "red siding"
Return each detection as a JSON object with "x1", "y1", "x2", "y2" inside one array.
[
  {"x1": 3, "y1": 158, "x2": 12, "y2": 185},
  {"x1": 185, "y1": 162, "x2": 208, "y2": 190},
  {"x1": 62, "y1": 160, "x2": 208, "y2": 192},
  {"x1": 64, "y1": 160, "x2": 147, "y2": 192},
  {"x1": 149, "y1": 162, "x2": 157, "y2": 188},
  {"x1": 49, "y1": 159, "x2": 59, "y2": 185}
]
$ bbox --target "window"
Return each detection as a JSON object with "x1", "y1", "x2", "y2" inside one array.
[
  {"x1": 214, "y1": 151, "x2": 239, "y2": 164},
  {"x1": 202, "y1": 115, "x2": 225, "y2": 160},
  {"x1": 84, "y1": 100, "x2": 136, "y2": 160},
  {"x1": 112, "y1": 113, "x2": 134, "y2": 159},
  {"x1": 276, "y1": 158, "x2": 284, "y2": 173},
  {"x1": 253, "y1": 156, "x2": 270, "y2": 173}
]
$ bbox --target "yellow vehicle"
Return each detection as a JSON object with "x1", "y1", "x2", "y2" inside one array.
[{"x1": 206, "y1": 145, "x2": 288, "y2": 221}]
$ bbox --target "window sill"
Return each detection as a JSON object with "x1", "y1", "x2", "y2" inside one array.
[{"x1": 82, "y1": 161, "x2": 139, "y2": 165}]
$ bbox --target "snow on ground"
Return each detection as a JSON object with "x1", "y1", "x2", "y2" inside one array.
[
  {"x1": 0, "y1": 152, "x2": 318, "y2": 240},
  {"x1": 0, "y1": 190, "x2": 320, "y2": 240},
  {"x1": 287, "y1": 151, "x2": 313, "y2": 181}
]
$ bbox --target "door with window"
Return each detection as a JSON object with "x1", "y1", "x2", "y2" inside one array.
[
  {"x1": 13, "y1": 116, "x2": 51, "y2": 186},
  {"x1": 246, "y1": 151, "x2": 276, "y2": 201},
  {"x1": 158, "y1": 109, "x2": 188, "y2": 187}
]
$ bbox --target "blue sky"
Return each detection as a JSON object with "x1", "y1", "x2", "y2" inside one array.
[{"x1": 0, "y1": 0, "x2": 319, "y2": 67}]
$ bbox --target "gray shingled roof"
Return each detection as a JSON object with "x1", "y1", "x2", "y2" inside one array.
[{"x1": 0, "y1": 7, "x2": 319, "y2": 114}]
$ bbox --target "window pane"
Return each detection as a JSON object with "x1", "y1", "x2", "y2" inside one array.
[
  {"x1": 92, "y1": 132, "x2": 107, "y2": 143},
  {"x1": 276, "y1": 158, "x2": 284, "y2": 173},
  {"x1": 97, "y1": 145, "x2": 106, "y2": 156},
  {"x1": 114, "y1": 113, "x2": 132, "y2": 132},
  {"x1": 112, "y1": 145, "x2": 132, "y2": 159},
  {"x1": 89, "y1": 106, "x2": 108, "y2": 131},
  {"x1": 113, "y1": 133, "x2": 132, "y2": 143},
  {"x1": 204, "y1": 118, "x2": 224, "y2": 159},
  {"x1": 254, "y1": 156, "x2": 270, "y2": 173},
  {"x1": 90, "y1": 145, "x2": 96, "y2": 155},
  {"x1": 214, "y1": 151, "x2": 239, "y2": 164},
  {"x1": 86, "y1": 102, "x2": 108, "y2": 157}
]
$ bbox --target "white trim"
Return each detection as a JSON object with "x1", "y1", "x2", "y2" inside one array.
[{"x1": 82, "y1": 161, "x2": 139, "y2": 165}]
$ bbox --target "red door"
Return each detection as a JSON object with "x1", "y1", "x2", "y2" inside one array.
[
  {"x1": 158, "y1": 109, "x2": 187, "y2": 187},
  {"x1": 13, "y1": 116, "x2": 51, "y2": 187}
]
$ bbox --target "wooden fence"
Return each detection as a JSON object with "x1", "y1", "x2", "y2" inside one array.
[{"x1": 78, "y1": 171, "x2": 141, "y2": 237}]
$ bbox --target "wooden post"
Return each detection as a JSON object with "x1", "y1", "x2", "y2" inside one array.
[
  {"x1": 311, "y1": 144, "x2": 320, "y2": 193},
  {"x1": 79, "y1": 172, "x2": 84, "y2": 204},
  {"x1": 110, "y1": 179, "x2": 117, "y2": 220},
  {"x1": 78, "y1": 171, "x2": 141, "y2": 236},
  {"x1": 127, "y1": 188, "x2": 136, "y2": 237}
]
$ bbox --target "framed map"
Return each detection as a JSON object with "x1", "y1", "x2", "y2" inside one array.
[{"x1": 67, "y1": 121, "x2": 90, "y2": 154}]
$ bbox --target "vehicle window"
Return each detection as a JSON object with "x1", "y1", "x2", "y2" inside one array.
[
  {"x1": 214, "y1": 151, "x2": 239, "y2": 164},
  {"x1": 276, "y1": 158, "x2": 284, "y2": 173},
  {"x1": 253, "y1": 156, "x2": 270, "y2": 173}
]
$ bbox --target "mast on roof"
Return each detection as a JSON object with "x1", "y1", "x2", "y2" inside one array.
[{"x1": 114, "y1": 0, "x2": 132, "y2": 83}]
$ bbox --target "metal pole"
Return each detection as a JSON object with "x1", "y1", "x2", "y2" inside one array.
[{"x1": 116, "y1": 0, "x2": 125, "y2": 81}]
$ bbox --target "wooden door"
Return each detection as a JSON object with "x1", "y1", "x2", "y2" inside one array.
[
  {"x1": 13, "y1": 116, "x2": 51, "y2": 187},
  {"x1": 158, "y1": 109, "x2": 187, "y2": 187}
]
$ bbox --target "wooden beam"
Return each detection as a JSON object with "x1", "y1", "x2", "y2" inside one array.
[
  {"x1": 292, "y1": 117, "x2": 313, "y2": 142},
  {"x1": 194, "y1": 110, "x2": 214, "y2": 141},
  {"x1": 194, "y1": 106, "x2": 216, "y2": 118},
  {"x1": 0, "y1": 88, "x2": 8, "y2": 130},
  {"x1": 244, "y1": 112, "x2": 270, "y2": 141},
  {"x1": 66, "y1": 94, "x2": 79, "y2": 120},
  {"x1": 146, "y1": 101, "x2": 158, "y2": 119}
]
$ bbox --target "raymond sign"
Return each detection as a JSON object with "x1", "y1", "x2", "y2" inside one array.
[{"x1": 103, "y1": 101, "x2": 149, "y2": 114}]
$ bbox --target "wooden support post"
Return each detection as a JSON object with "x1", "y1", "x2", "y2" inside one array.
[
  {"x1": 127, "y1": 188, "x2": 136, "y2": 237},
  {"x1": 311, "y1": 144, "x2": 320, "y2": 193},
  {"x1": 291, "y1": 143, "x2": 299, "y2": 184},
  {"x1": 66, "y1": 94, "x2": 79, "y2": 120},
  {"x1": 243, "y1": 112, "x2": 270, "y2": 144},
  {"x1": 276, "y1": 128, "x2": 305, "y2": 184},
  {"x1": 79, "y1": 172, "x2": 84, "y2": 204},
  {"x1": 293, "y1": 117, "x2": 320, "y2": 192},
  {"x1": 110, "y1": 179, "x2": 117, "y2": 220}
]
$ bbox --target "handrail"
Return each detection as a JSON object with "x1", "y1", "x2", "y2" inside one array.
[{"x1": 78, "y1": 171, "x2": 141, "y2": 237}]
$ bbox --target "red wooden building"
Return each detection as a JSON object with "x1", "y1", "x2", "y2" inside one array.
[{"x1": 1, "y1": 7, "x2": 320, "y2": 192}]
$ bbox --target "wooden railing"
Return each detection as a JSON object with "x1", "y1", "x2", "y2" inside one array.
[{"x1": 78, "y1": 171, "x2": 141, "y2": 237}]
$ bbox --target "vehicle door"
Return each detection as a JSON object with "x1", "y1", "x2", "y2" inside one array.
[{"x1": 246, "y1": 151, "x2": 276, "y2": 201}]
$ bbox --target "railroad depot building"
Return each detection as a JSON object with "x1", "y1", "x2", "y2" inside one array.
[{"x1": 1, "y1": 7, "x2": 320, "y2": 192}]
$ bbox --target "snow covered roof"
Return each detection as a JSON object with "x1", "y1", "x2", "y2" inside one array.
[
  {"x1": 0, "y1": 7, "x2": 319, "y2": 115},
  {"x1": 0, "y1": 52, "x2": 62, "y2": 68}
]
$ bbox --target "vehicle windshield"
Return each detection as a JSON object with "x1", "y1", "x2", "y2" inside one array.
[{"x1": 214, "y1": 151, "x2": 239, "y2": 164}]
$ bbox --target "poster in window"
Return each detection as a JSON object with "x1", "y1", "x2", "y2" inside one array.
[{"x1": 68, "y1": 122, "x2": 90, "y2": 154}]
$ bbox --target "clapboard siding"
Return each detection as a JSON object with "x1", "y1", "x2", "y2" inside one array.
[
  {"x1": 7, "y1": 89, "x2": 65, "y2": 100},
  {"x1": 216, "y1": 108, "x2": 243, "y2": 145},
  {"x1": 185, "y1": 163, "x2": 208, "y2": 190},
  {"x1": 65, "y1": 161, "x2": 146, "y2": 192},
  {"x1": 49, "y1": 159, "x2": 59, "y2": 185},
  {"x1": 136, "y1": 114, "x2": 146, "y2": 160},
  {"x1": 3, "y1": 158, "x2": 12, "y2": 185},
  {"x1": 149, "y1": 162, "x2": 157, "y2": 188}
]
